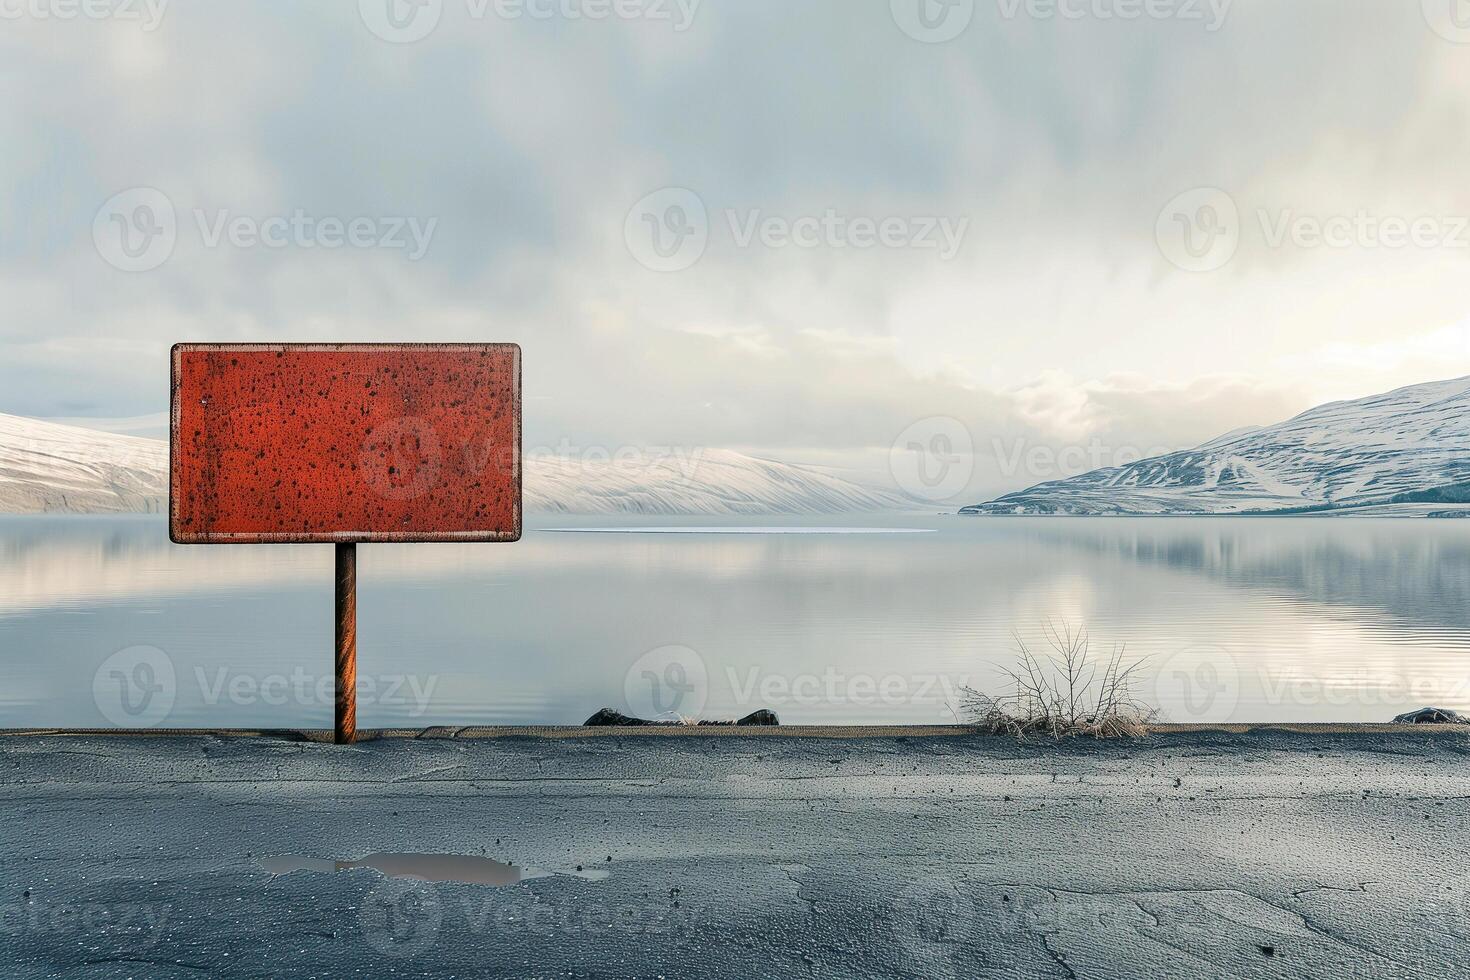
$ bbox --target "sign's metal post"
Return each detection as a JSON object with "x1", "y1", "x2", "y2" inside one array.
[{"x1": 335, "y1": 543, "x2": 357, "y2": 745}]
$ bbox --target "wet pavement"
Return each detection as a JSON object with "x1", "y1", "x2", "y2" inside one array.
[{"x1": 1, "y1": 729, "x2": 1467, "y2": 978}]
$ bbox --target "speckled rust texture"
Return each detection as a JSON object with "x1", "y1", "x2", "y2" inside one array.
[{"x1": 170, "y1": 343, "x2": 520, "y2": 543}]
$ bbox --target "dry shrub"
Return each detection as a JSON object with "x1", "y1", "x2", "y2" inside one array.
[{"x1": 960, "y1": 622, "x2": 1155, "y2": 739}]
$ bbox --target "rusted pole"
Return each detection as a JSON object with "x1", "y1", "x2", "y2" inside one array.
[{"x1": 335, "y1": 543, "x2": 357, "y2": 744}]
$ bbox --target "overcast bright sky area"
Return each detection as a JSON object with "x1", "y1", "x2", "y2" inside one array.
[{"x1": 4, "y1": 1, "x2": 1470, "y2": 501}]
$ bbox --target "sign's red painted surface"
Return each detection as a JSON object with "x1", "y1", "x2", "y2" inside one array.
[{"x1": 170, "y1": 343, "x2": 521, "y2": 543}]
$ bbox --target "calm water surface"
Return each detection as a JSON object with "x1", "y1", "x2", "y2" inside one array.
[{"x1": 2, "y1": 515, "x2": 1467, "y2": 727}]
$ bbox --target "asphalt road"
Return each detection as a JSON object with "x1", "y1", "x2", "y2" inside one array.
[{"x1": 2, "y1": 728, "x2": 1468, "y2": 978}]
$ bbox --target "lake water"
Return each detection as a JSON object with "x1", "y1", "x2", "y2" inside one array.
[{"x1": 2, "y1": 515, "x2": 1468, "y2": 729}]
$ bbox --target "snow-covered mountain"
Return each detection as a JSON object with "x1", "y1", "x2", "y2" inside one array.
[
  {"x1": 0, "y1": 414, "x2": 168, "y2": 513},
  {"x1": 962, "y1": 377, "x2": 1470, "y2": 516},
  {"x1": 0, "y1": 414, "x2": 908, "y2": 516},
  {"x1": 526, "y1": 448, "x2": 909, "y2": 515}
]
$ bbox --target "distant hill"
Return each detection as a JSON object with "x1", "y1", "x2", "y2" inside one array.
[
  {"x1": 0, "y1": 414, "x2": 167, "y2": 513},
  {"x1": 527, "y1": 448, "x2": 910, "y2": 515},
  {"x1": 962, "y1": 377, "x2": 1470, "y2": 516},
  {"x1": 0, "y1": 414, "x2": 908, "y2": 516}
]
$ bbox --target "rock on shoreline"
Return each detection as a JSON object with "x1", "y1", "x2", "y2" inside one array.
[
  {"x1": 583, "y1": 708, "x2": 780, "y2": 726},
  {"x1": 1393, "y1": 707, "x2": 1467, "y2": 724}
]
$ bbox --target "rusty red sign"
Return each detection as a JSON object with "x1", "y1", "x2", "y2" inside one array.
[{"x1": 170, "y1": 343, "x2": 521, "y2": 544}]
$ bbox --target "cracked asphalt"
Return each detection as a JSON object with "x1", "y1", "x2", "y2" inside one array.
[{"x1": 1, "y1": 728, "x2": 1468, "y2": 978}]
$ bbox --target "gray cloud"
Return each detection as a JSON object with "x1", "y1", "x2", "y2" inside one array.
[{"x1": 3, "y1": 0, "x2": 1469, "y2": 501}]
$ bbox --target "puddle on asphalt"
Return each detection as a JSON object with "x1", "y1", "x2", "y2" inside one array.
[{"x1": 258, "y1": 852, "x2": 610, "y2": 886}]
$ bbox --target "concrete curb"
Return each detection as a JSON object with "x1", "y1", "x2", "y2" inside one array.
[{"x1": 3, "y1": 722, "x2": 1468, "y2": 741}]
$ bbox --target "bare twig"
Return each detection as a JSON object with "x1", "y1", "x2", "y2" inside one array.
[{"x1": 959, "y1": 622, "x2": 1156, "y2": 740}]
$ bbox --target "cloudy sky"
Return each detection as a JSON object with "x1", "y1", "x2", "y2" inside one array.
[{"x1": 4, "y1": 0, "x2": 1470, "y2": 501}]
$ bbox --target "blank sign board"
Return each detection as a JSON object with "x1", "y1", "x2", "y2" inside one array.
[{"x1": 170, "y1": 343, "x2": 521, "y2": 543}]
